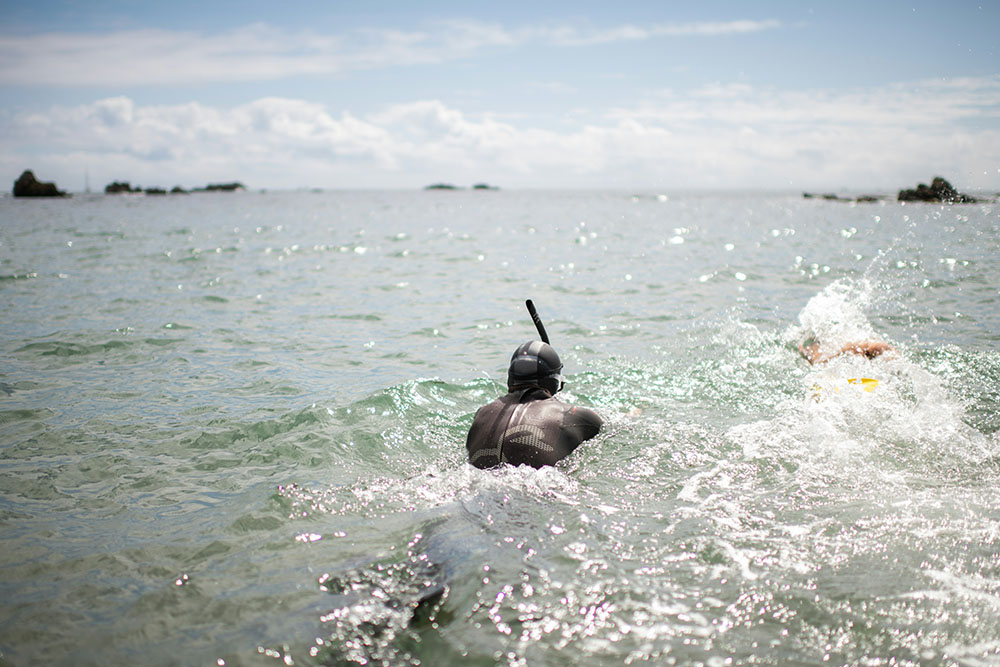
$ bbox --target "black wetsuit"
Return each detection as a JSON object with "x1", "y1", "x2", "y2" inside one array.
[{"x1": 465, "y1": 387, "x2": 602, "y2": 469}]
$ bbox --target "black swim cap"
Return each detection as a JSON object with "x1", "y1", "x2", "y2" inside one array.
[{"x1": 507, "y1": 341, "x2": 564, "y2": 394}]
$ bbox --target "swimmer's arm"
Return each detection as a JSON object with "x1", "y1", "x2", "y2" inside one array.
[
  {"x1": 564, "y1": 406, "x2": 603, "y2": 442},
  {"x1": 800, "y1": 340, "x2": 896, "y2": 364},
  {"x1": 840, "y1": 340, "x2": 895, "y2": 360}
]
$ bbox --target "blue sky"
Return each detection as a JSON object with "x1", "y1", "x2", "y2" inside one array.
[{"x1": 2, "y1": 1, "x2": 998, "y2": 191}]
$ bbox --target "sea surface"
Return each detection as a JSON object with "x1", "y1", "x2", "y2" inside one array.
[{"x1": 1, "y1": 189, "x2": 998, "y2": 666}]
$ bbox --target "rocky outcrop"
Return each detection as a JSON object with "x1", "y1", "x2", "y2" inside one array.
[
  {"x1": 105, "y1": 181, "x2": 140, "y2": 194},
  {"x1": 802, "y1": 176, "x2": 984, "y2": 204},
  {"x1": 898, "y1": 176, "x2": 978, "y2": 203},
  {"x1": 198, "y1": 182, "x2": 245, "y2": 192},
  {"x1": 105, "y1": 181, "x2": 242, "y2": 194},
  {"x1": 13, "y1": 170, "x2": 66, "y2": 197},
  {"x1": 424, "y1": 183, "x2": 500, "y2": 190},
  {"x1": 803, "y1": 192, "x2": 850, "y2": 201},
  {"x1": 802, "y1": 192, "x2": 883, "y2": 203}
]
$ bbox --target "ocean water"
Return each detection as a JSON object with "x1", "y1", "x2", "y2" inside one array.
[{"x1": 1, "y1": 189, "x2": 998, "y2": 666}]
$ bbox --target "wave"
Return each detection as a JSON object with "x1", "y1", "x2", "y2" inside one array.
[{"x1": 14, "y1": 337, "x2": 185, "y2": 359}]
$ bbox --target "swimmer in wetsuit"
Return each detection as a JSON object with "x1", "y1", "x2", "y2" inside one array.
[{"x1": 466, "y1": 340, "x2": 602, "y2": 469}]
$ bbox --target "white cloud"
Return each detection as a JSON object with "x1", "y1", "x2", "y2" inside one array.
[
  {"x1": 537, "y1": 19, "x2": 782, "y2": 46},
  {"x1": 619, "y1": 77, "x2": 1000, "y2": 134},
  {"x1": 0, "y1": 24, "x2": 340, "y2": 86},
  {"x1": 0, "y1": 19, "x2": 781, "y2": 87},
  {"x1": 3, "y1": 75, "x2": 998, "y2": 191}
]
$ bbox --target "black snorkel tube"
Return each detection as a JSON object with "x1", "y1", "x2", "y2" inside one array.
[
  {"x1": 525, "y1": 299, "x2": 549, "y2": 344},
  {"x1": 522, "y1": 299, "x2": 563, "y2": 393}
]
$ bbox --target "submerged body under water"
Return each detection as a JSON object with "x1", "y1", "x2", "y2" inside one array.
[{"x1": 1, "y1": 190, "x2": 998, "y2": 666}]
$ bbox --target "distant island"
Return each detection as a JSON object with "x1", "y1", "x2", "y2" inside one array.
[
  {"x1": 803, "y1": 175, "x2": 985, "y2": 204},
  {"x1": 105, "y1": 180, "x2": 246, "y2": 194},
  {"x1": 9, "y1": 170, "x2": 250, "y2": 197},
  {"x1": 424, "y1": 182, "x2": 499, "y2": 191},
  {"x1": 802, "y1": 192, "x2": 882, "y2": 203}
]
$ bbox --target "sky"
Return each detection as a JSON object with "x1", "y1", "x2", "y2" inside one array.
[{"x1": 1, "y1": 1, "x2": 998, "y2": 192}]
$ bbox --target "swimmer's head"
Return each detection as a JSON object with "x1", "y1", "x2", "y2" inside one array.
[{"x1": 508, "y1": 341, "x2": 564, "y2": 394}]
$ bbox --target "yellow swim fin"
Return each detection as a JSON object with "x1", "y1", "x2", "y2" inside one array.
[
  {"x1": 847, "y1": 377, "x2": 879, "y2": 392},
  {"x1": 811, "y1": 377, "x2": 879, "y2": 400}
]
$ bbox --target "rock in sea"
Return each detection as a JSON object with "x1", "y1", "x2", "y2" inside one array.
[
  {"x1": 898, "y1": 176, "x2": 978, "y2": 203},
  {"x1": 12, "y1": 170, "x2": 66, "y2": 197},
  {"x1": 105, "y1": 181, "x2": 140, "y2": 194}
]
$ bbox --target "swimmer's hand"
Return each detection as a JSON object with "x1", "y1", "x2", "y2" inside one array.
[
  {"x1": 799, "y1": 340, "x2": 896, "y2": 365},
  {"x1": 841, "y1": 341, "x2": 895, "y2": 360}
]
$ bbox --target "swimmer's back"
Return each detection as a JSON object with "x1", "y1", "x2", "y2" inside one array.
[{"x1": 466, "y1": 387, "x2": 602, "y2": 469}]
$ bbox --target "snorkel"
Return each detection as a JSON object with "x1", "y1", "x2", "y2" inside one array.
[
  {"x1": 508, "y1": 300, "x2": 564, "y2": 394},
  {"x1": 525, "y1": 299, "x2": 549, "y2": 344}
]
